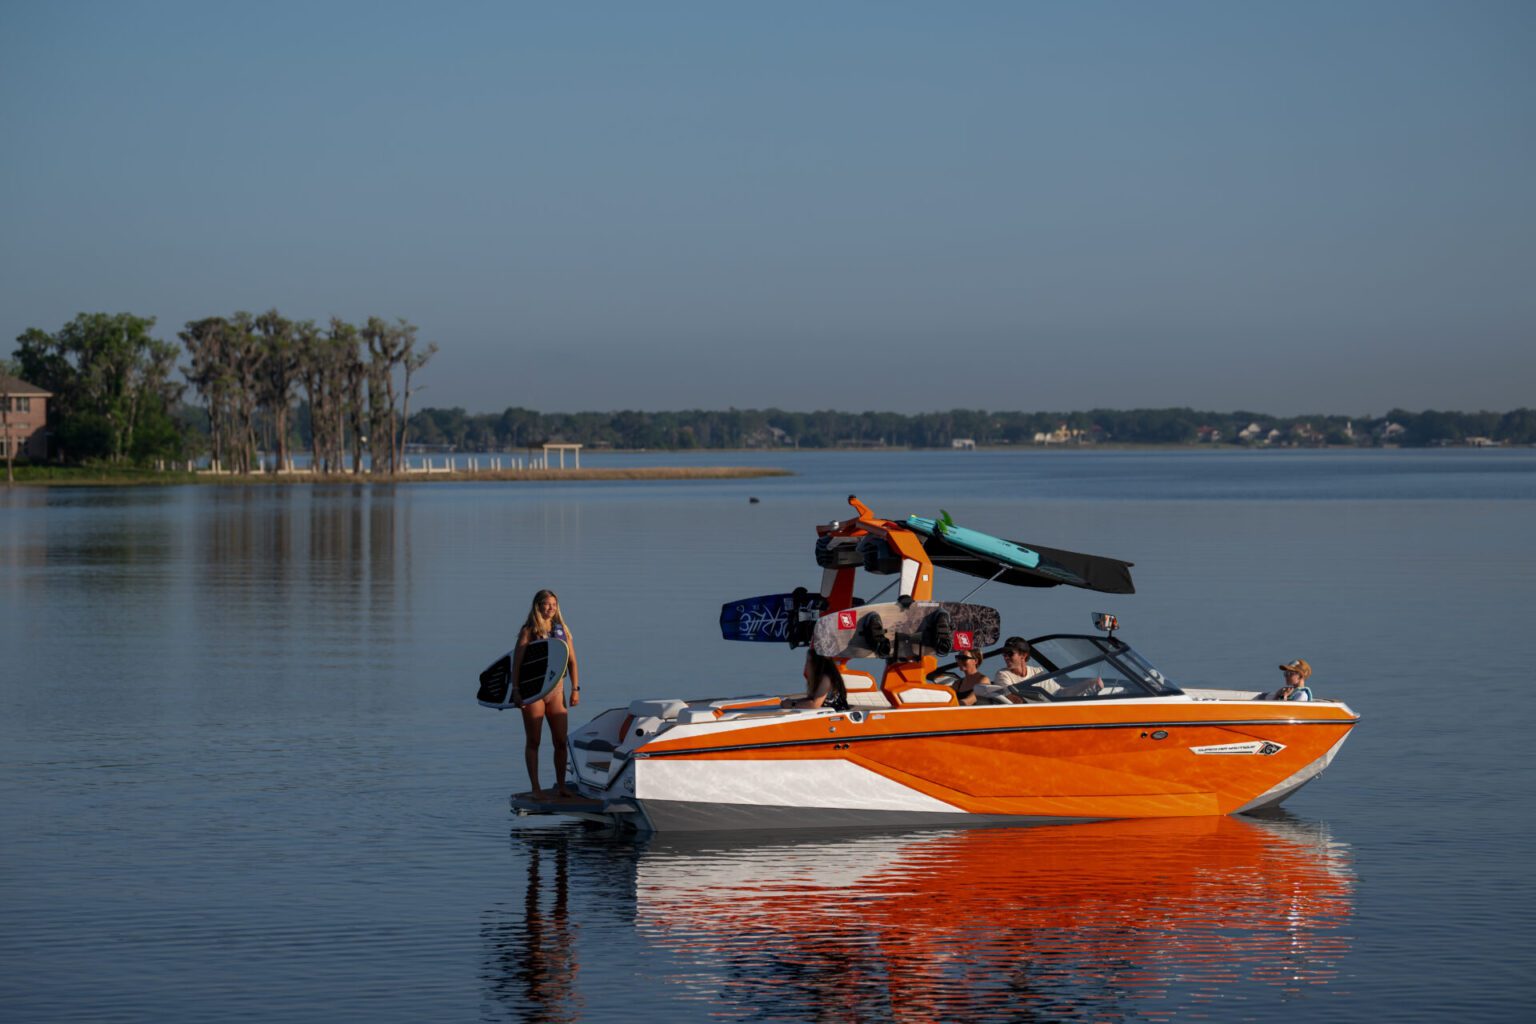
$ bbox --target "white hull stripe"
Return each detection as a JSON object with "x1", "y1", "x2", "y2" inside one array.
[{"x1": 636, "y1": 759, "x2": 960, "y2": 813}]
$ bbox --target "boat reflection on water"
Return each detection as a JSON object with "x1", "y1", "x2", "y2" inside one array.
[{"x1": 634, "y1": 814, "x2": 1355, "y2": 1020}]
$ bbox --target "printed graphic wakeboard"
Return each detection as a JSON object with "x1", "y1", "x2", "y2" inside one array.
[
  {"x1": 812, "y1": 600, "x2": 1001, "y2": 660},
  {"x1": 719, "y1": 588, "x2": 828, "y2": 646}
]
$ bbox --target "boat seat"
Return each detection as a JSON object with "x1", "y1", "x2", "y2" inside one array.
[
  {"x1": 712, "y1": 695, "x2": 782, "y2": 712},
  {"x1": 839, "y1": 668, "x2": 879, "y2": 692},
  {"x1": 628, "y1": 698, "x2": 688, "y2": 721},
  {"x1": 838, "y1": 669, "x2": 891, "y2": 707},
  {"x1": 675, "y1": 696, "x2": 785, "y2": 723},
  {"x1": 890, "y1": 686, "x2": 956, "y2": 706}
]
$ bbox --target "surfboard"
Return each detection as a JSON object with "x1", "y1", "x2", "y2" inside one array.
[
  {"x1": 477, "y1": 636, "x2": 570, "y2": 709},
  {"x1": 812, "y1": 600, "x2": 1001, "y2": 660},
  {"x1": 907, "y1": 511, "x2": 1041, "y2": 569},
  {"x1": 719, "y1": 588, "x2": 827, "y2": 645}
]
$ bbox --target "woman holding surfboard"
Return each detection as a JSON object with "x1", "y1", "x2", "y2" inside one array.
[{"x1": 513, "y1": 590, "x2": 580, "y2": 800}]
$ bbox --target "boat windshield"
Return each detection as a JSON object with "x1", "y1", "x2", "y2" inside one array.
[{"x1": 1019, "y1": 635, "x2": 1184, "y2": 699}]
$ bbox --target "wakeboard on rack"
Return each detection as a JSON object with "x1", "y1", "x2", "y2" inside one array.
[
  {"x1": 905, "y1": 511, "x2": 1135, "y2": 594},
  {"x1": 719, "y1": 587, "x2": 829, "y2": 646},
  {"x1": 812, "y1": 600, "x2": 1001, "y2": 661},
  {"x1": 477, "y1": 636, "x2": 570, "y2": 709}
]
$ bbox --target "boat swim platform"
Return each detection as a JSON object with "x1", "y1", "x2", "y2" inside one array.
[{"x1": 510, "y1": 791, "x2": 630, "y2": 819}]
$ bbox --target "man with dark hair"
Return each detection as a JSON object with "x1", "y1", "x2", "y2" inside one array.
[{"x1": 992, "y1": 636, "x2": 1103, "y2": 702}]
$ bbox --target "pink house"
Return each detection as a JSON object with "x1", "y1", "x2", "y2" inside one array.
[{"x1": 0, "y1": 372, "x2": 51, "y2": 460}]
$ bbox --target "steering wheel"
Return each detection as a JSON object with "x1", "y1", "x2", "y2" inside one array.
[{"x1": 926, "y1": 663, "x2": 962, "y2": 685}]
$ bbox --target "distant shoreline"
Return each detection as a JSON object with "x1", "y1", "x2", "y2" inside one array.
[
  {"x1": 6, "y1": 466, "x2": 793, "y2": 487},
  {"x1": 7, "y1": 443, "x2": 1527, "y2": 488},
  {"x1": 478, "y1": 443, "x2": 1522, "y2": 455}
]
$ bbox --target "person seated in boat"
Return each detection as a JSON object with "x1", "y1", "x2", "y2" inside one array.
[
  {"x1": 783, "y1": 650, "x2": 849, "y2": 710},
  {"x1": 952, "y1": 650, "x2": 992, "y2": 705},
  {"x1": 991, "y1": 636, "x2": 1103, "y2": 702},
  {"x1": 1260, "y1": 659, "x2": 1314, "y2": 701},
  {"x1": 972, "y1": 637, "x2": 1032, "y2": 704}
]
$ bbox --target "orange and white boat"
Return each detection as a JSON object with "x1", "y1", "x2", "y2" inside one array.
[{"x1": 534, "y1": 497, "x2": 1360, "y2": 832}]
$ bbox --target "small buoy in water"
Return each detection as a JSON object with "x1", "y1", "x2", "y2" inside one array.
[{"x1": 749, "y1": 497, "x2": 760, "y2": 504}]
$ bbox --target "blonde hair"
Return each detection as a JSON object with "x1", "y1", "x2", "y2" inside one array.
[{"x1": 521, "y1": 589, "x2": 570, "y2": 639}]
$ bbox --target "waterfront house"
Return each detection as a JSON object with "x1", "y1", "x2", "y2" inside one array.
[
  {"x1": 1289, "y1": 422, "x2": 1327, "y2": 447},
  {"x1": 0, "y1": 373, "x2": 49, "y2": 460},
  {"x1": 1032, "y1": 423, "x2": 1089, "y2": 445}
]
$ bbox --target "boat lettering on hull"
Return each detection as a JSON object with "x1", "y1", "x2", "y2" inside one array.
[{"x1": 1190, "y1": 741, "x2": 1287, "y2": 756}]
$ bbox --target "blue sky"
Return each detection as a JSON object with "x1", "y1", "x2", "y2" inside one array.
[{"x1": 3, "y1": 1, "x2": 1531, "y2": 416}]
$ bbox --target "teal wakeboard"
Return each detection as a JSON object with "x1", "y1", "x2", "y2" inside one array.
[{"x1": 907, "y1": 510, "x2": 1041, "y2": 569}]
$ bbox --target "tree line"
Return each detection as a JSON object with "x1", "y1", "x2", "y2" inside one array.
[
  {"x1": 8, "y1": 313, "x2": 1533, "y2": 465},
  {"x1": 402, "y1": 405, "x2": 1536, "y2": 451},
  {"x1": 181, "y1": 311, "x2": 434, "y2": 474},
  {"x1": 10, "y1": 310, "x2": 434, "y2": 471}
]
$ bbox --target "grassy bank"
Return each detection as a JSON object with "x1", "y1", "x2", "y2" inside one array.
[{"x1": 5, "y1": 465, "x2": 791, "y2": 487}]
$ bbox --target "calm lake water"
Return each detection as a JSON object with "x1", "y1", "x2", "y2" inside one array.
[{"x1": 3, "y1": 449, "x2": 1534, "y2": 1022}]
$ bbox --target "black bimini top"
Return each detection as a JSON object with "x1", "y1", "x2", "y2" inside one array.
[{"x1": 917, "y1": 533, "x2": 1136, "y2": 594}]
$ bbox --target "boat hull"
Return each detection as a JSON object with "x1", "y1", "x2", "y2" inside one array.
[
  {"x1": 575, "y1": 698, "x2": 1359, "y2": 832},
  {"x1": 634, "y1": 798, "x2": 1098, "y2": 833}
]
